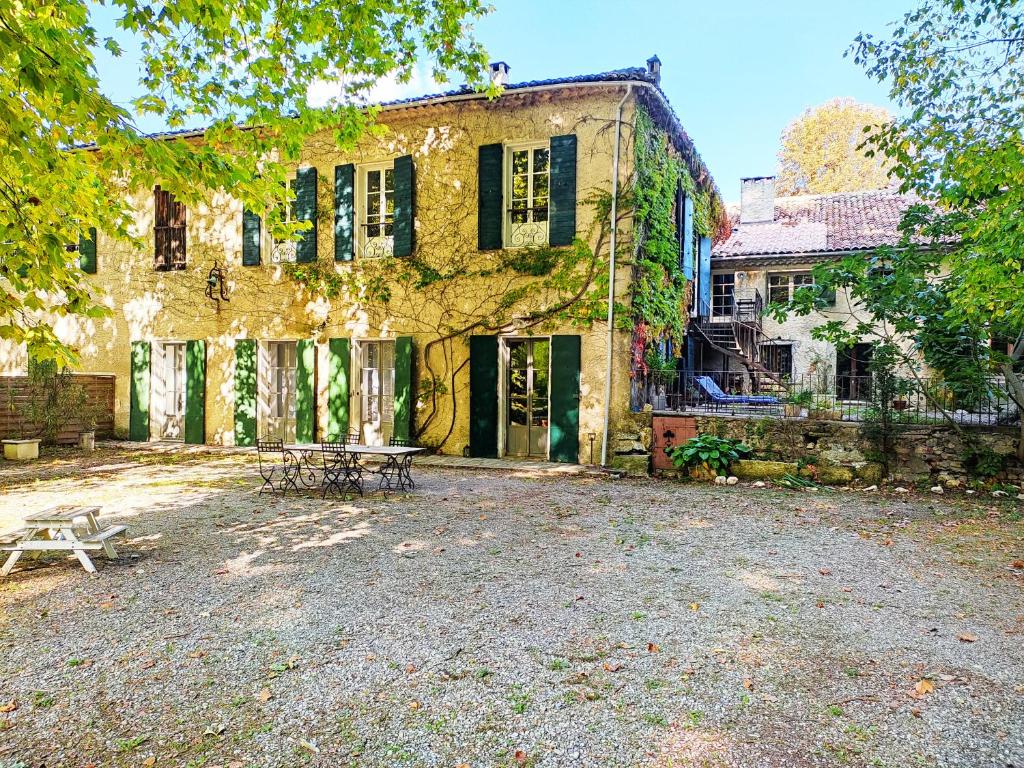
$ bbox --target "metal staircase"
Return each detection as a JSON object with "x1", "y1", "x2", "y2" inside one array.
[{"x1": 689, "y1": 291, "x2": 786, "y2": 391}]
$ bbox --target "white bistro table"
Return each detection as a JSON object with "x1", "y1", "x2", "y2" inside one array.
[{"x1": 0, "y1": 505, "x2": 127, "y2": 577}]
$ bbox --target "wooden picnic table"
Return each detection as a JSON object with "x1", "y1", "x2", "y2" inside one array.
[
  {"x1": 282, "y1": 443, "x2": 425, "y2": 492},
  {"x1": 0, "y1": 505, "x2": 127, "y2": 577}
]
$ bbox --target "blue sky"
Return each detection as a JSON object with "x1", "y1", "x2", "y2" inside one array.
[{"x1": 92, "y1": 0, "x2": 913, "y2": 203}]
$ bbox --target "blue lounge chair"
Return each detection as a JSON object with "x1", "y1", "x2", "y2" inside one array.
[{"x1": 694, "y1": 376, "x2": 780, "y2": 405}]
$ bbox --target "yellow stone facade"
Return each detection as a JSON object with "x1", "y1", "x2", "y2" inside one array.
[{"x1": 2, "y1": 82, "x2": 715, "y2": 461}]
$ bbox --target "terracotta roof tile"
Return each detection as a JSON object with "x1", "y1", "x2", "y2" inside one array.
[{"x1": 715, "y1": 189, "x2": 921, "y2": 258}]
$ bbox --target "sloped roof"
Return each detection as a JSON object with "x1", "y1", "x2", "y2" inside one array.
[{"x1": 715, "y1": 188, "x2": 920, "y2": 259}]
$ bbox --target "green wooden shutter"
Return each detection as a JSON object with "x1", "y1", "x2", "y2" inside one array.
[
  {"x1": 549, "y1": 134, "x2": 577, "y2": 246},
  {"x1": 79, "y1": 227, "x2": 97, "y2": 274},
  {"x1": 393, "y1": 154, "x2": 414, "y2": 257},
  {"x1": 549, "y1": 335, "x2": 581, "y2": 463},
  {"x1": 242, "y1": 209, "x2": 261, "y2": 266},
  {"x1": 468, "y1": 335, "x2": 498, "y2": 458},
  {"x1": 294, "y1": 166, "x2": 318, "y2": 263},
  {"x1": 393, "y1": 336, "x2": 414, "y2": 441},
  {"x1": 334, "y1": 164, "x2": 355, "y2": 262},
  {"x1": 129, "y1": 341, "x2": 151, "y2": 441},
  {"x1": 478, "y1": 143, "x2": 503, "y2": 250},
  {"x1": 184, "y1": 340, "x2": 206, "y2": 444},
  {"x1": 234, "y1": 339, "x2": 257, "y2": 447},
  {"x1": 327, "y1": 337, "x2": 350, "y2": 439},
  {"x1": 295, "y1": 339, "x2": 315, "y2": 443}
]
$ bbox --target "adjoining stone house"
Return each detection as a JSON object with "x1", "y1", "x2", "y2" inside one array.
[
  {"x1": 689, "y1": 176, "x2": 919, "y2": 393},
  {"x1": 1, "y1": 59, "x2": 724, "y2": 464}
]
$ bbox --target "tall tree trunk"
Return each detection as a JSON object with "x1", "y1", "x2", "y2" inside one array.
[{"x1": 1004, "y1": 336, "x2": 1024, "y2": 461}]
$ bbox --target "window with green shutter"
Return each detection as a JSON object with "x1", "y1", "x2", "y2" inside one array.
[
  {"x1": 242, "y1": 209, "x2": 261, "y2": 266},
  {"x1": 468, "y1": 335, "x2": 499, "y2": 457},
  {"x1": 234, "y1": 339, "x2": 257, "y2": 447},
  {"x1": 392, "y1": 155, "x2": 414, "y2": 257},
  {"x1": 549, "y1": 335, "x2": 581, "y2": 463},
  {"x1": 327, "y1": 338, "x2": 350, "y2": 439},
  {"x1": 79, "y1": 227, "x2": 97, "y2": 274},
  {"x1": 549, "y1": 134, "x2": 577, "y2": 247},
  {"x1": 478, "y1": 144, "x2": 504, "y2": 250},
  {"x1": 294, "y1": 166, "x2": 318, "y2": 263},
  {"x1": 184, "y1": 340, "x2": 206, "y2": 444},
  {"x1": 334, "y1": 164, "x2": 355, "y2": 262},
  {"x1": 129, "y1": 341, "x2": 151, "y2": 441}
]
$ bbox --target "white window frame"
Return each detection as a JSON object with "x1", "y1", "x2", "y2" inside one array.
[
  {"x1": 503, "y1": 140, "x2": 551, "y2": 248},
  {"x1": 352, "y1": 338, "x2": 395, "y2": 445},
  {"x1": 257, "y1": 340, "x2": 298, "y2": 442},
  {"x1": 767, "y1": 272, "x2": 815, "y2": 304},
  {"x1": 150, "y1": 340, "x2": 186, "y2": 441},
  {"x1": 357, "y1": 160, "x2": 396, "y2": 259}
]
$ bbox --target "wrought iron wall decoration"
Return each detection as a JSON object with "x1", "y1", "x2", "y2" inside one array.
[{"x1": 205, "y1": 261, "x2": 229, "y2": 303}]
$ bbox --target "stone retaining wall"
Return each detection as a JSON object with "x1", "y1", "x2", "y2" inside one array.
[{"x1": 629, "y1": 409, "x2": 1023, "y2": 484}]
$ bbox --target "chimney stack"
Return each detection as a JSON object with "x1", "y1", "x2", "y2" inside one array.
[
  {"x1": 740, "y1": 176, "x2": 776, "y2": 224},
  {"x1": 646, "y1": 55, "x2": 662, "y2": 85},
  {"x1": 488, "y1": 61, "x2": 510, "y2": 87}
]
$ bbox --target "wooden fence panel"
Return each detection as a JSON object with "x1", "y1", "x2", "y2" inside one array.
[{"x1": 0, "y1": 374, "x2": 115, "y2": 444}]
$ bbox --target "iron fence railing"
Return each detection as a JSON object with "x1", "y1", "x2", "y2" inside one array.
[{"x1": 630, "y1": 369, "x2": 1021, "y2": 426}]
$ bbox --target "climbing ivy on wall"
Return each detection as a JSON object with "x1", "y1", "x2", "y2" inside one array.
[{"x1": 630, "y1": 106, "x2": 715, "y2": 347}]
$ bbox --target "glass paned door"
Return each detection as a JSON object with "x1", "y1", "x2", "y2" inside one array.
[
  {"x1": 506, "y1": 339, "x2": 549, "y2": 458},
  {"x1": 360, "y1": 340, "x2": 395, "y2": 445},
  {"x1": 160, "y1": 342, "x2": 186, "y2": 439},
  {"x1": 266, "y1": 341, "x2": 297, "y2": 442}
]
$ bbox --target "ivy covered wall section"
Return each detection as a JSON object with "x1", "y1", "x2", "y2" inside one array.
[{"x1": 630, "y1": 105, "x2": 723, "y2": 369}]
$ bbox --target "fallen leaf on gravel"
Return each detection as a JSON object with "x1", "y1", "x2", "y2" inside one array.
[
  {"x1": 406, "y1": 663, "x2": 416, "y2": 674},
  {"x1": 228, "y1": 762, "x2": 244, "y2": 768},
  {"x1": 841, "y1": 587, "x2": 853, "y2": 593},
  {"x1": 408, "y1": 700, "x2": 420, "y2": 710},
  {"x1": 647, "y1": 642, "x2": 660, "y2": 653},
  {"x1": 957, "y1": 633, "x2": 978, "y2": 643},
  {"x1": 456, "y1": 764, "x2": 470, "y2": 768},
  {"x1": 603, "y1": 662, "x2": 622, "y2": 672},
  {"x1": 743, "y1": 678, "x2": 754, "y2": 690},
  {"x1": 816, "y1": 601, "x2": 825, "y2": 609},
  {"x1": 688, "y1": 602, "x2": 700, "y2": 611},
  {"x1": 215, "y1": 568, "x2": 229, "y2": 575},
  {"x1": 913, "y1": 679, "x2": 934, "y2": 697},
  {"x1": 818, "y1": 568, "x2": 832, "y2": 576},
  {"x1": 257, "y1": 687, "x2": 272, "y2": 703},
  {"x1": 142, "y1": 758, "x2": 156, "y2": 767},
  {"x1": 140, "y1": 659, "x2": 156, "y2": 669},
  {"x1": 0, "y1": 701, "x2": 16, "y2": 713},
  {"x1": 515, "y1": 750, "x2": 528, "y2": 764},
  {"x1": 1011, "y1": 560, "x2": 1024, "y2": 569},
  {"x1": 911, "y1": 708, "x2": 922, "y2": 718},
  {"x1": 189, "y1": 650, "x2": 207, "y2": 659}
]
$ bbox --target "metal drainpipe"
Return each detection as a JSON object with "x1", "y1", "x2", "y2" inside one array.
[{"x1": 600, "y1": 84, "x2": 632, "y2": 467}]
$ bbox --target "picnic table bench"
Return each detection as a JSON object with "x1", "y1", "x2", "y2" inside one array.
[{"x1": 0, "y1": 506, "x2": 127, "y2": 577}]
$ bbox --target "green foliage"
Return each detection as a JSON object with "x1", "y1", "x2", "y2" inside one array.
[
  {"x1": 784, "y1": 389, "x2": 814, "y2": 407},
  {"x1": 5, "y1": 359, "x2": 87, "y2": 444},
  {"x1": 962, "y1": 446, "x2": 1006, "y2": 479},
  {"x1": 666, "y1": 434, "x2": 752, "y2": 476},
  {"x1": 0, "y1": 0, "x2": 490, "y2": 364}
]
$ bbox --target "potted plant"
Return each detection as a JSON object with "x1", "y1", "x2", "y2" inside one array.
[
  {"x1": 3, "y1": 379, "x2": 41, "y2": 461},
  {"x1": 810, "y1": 394, "x2": 840, "y2": 420},
  {"x1": 783, "y1": 389, "x2": 813, "y2": 418},
  {"x1": 79, "y1": 402, "x2": 100, "y2": 453}
]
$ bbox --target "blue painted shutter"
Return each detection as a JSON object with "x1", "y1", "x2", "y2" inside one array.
[
  {"x1": 478, "y1": 144, "x2": 504, "y2": 250},
  {"x1": 294, "y1": 166, "x2": 318, "y2": 263},
  {"x1": 334, "y1": 164, "x2": 355, "y2": 261},
  {"x1": 698, "y1": 236, "x2": 712, "y2": 317},
  {"x1": 242, "y1": 209, "x2": 261, "y2": 266},
  {"x1": 682, "y1": 195, "x2": 695, "y2": 281},
  {"x1": 549, "y1": 135, "x2": 577, "y2": 246},
  {"x1": 393, "y1": 155, "x2": 414, "y2": 257}
]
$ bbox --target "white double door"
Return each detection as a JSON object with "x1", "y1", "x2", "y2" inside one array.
[
  {"x1": 354, "y1": 340, "x2": 395, "y2": 446},
  {"x1": 152, "y1": 342, "x2": 186, "y2": 440},
  {"x1": 260, "y1": 341, "x2": 298, "y2": 442}
]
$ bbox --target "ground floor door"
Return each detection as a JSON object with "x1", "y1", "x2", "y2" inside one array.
[
  {"x1": 357, "y1": 340, "x2": 395, "y2": 446},
  {"x1": 154, "y1": 341, "x2": 186, "y2": 440},
  {"x1": 264, "y1": 341, "x2": 297, "y2": 442},
  {"x1": 505, "y1": 338, "x2": 549, "y2": 458},
  {"x1": 837, "y1": 342, "x2": 873, "y2": 400}
]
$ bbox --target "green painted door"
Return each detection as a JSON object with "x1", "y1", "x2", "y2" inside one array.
[
  {"x1": 393, "y1": 336, "x2": 414, "y2": 441},
  {"x1": 469, "y1": 335, "x2": 498, "y2": 458},
  {"x1": 549, "y1": 335, "x2": 581, "y2": 463},
  {"x1": 129, "y1": 341, "x2": 151, "y2": 441}
]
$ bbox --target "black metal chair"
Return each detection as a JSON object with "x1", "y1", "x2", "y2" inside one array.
[
  {"x1": 257, "y1": 439, "x2": 299, "y2": 495},
  {"x1": 320, "y1": 441, "x2": 363, "y2": 498},
  {"x1": 380, "y1": 436, "x2": 419, "y2": 490}
]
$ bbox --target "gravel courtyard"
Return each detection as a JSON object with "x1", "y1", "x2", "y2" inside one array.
[{"x1": 1, "y1": 447, "x2": 1022, "y2": 768}]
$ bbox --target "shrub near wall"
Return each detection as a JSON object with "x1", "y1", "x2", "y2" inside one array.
[{"x1": 0, "y1": 374, "x2": 115, "y2": 444}]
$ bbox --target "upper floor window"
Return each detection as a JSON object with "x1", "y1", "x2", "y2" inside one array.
[
  {"x1": 767, "y1": 272, "x2": 814, "y2": 304},
  {"x1": 267, "y1": 192, "x2": 297, "y2": 264},
  {"x1": 154, "y1": 186, "x2": 186, "y2": 270},
  {"x1": 505, "y1": 142, "x2": 549, "y2": 248},
  {"x1": 360, "y1": 162, "x2": 395, "y2": 259},
  {"x1": 712, "y1": 273, "x2": 735, "y2": 317}
]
